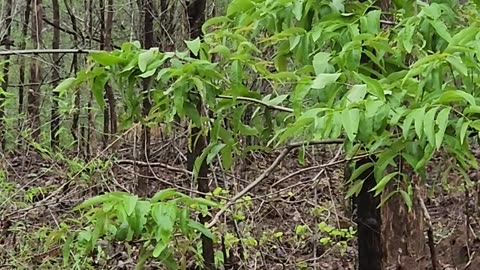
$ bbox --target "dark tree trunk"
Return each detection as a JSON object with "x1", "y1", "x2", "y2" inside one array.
[
  {"x1": 186, "y1": 1, "x2": 215, "y2": 269},
  {"x1": 50, "y1": 0, "x2": 61, "y2": 149},
  {"x1": 137, "y1": 0, "x2": 154, "y2": 196},
  {"x1": 104, "y1": 0, "x2": 118, "y2": 146}
]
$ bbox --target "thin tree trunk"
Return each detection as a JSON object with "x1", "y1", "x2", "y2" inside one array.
[
  {"x1": 51, "y1": 0, "x2": 61, "y2": 149},
  {"x1": 0, "y1": 0, "x2": 13, "y2": 150},
  {"x1": 64, "y1": 0, "x2": 81, "y2": 150},
  {"x1": 186, "y1": 1, "x2": 215, "y2": 269},
  {"x1": 137, "y1": 0, "x2": 154, "y2": 196},
  {"x1": 104, "y1": 0, "x2": 117, "y2": 146},
  {"x1": 98, "y1": 0, "x2": 110, "y2": 148},
  {"x1": 28, "y1": 0, "x2": 43, "y2": 142},
  {"x1": 86, "y1": 0, "x2": 94, "y2": 158}
]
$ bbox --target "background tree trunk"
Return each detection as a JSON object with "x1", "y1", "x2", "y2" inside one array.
[
  {"x1": 0, "y1": 0, "x2": 13, "y2": 150},
  {"x1": 28, "y1": 0, "x2": 43, "y2": 142},
  {"x1": 51, "y1": 0, "x2": 61, "y2": 149}
]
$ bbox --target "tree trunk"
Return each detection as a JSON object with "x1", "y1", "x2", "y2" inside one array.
[
  {"x1": 104, "y1": 0, "x2": 118, "y2": 147},
  {"x1": 28, "y1": 0, "x2": 43, "y2": 142},
  {"x1": 51, "y1": 0, "x2": 61, "y2": 149},
  {"x1": 137, "y1": 0, "x2": 155, "y2": 196},
  {"x1": 64, "y1": 0, "x2": 81, "y2": 150},
  {"x1": 186, "y1": 1, "x2": 215, "y2": 269},
  {"x1": 0, "y1": 0, "x2": 13, "y2": 150}
]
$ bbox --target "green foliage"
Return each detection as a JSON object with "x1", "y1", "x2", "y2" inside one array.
[{"x1": 70, "y1": 189, "x2": 219, "y2": 269}]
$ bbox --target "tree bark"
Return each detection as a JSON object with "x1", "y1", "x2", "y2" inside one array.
[
  {"x1": 136, "y1": 0, "x2": 155, "y2": 196},
  {"x1": 28, "y1": 0, "x2": 43, "y2": 142},
  {"x1": 186, "y1": 1, "x2": 215, "y2": 269},
  {"x1": 0, "y1": 0, "x2": 13, "y2": 150},
  {"x1": 51, "y1": 0, "x2": 61, "y2": 149}
]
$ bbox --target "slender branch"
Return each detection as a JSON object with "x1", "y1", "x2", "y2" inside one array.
[
  {"x1": 206, "y1": 147, "x2": 291, "y2": 228},
  {"x1": 0, "y1": 49, "x2": 100, "y2": 56},
  {"x1": 419, "y1": 195, "x2": 439, "y2": 270},
  {"x1": 116, "y1": 159, "x2": 192, "y2": 175},
  {"x1": 217, "y1": 95, "x2": 293, "y2": 113},
  {"x1": 285, "y1": 139, "x2": 344, "y2": 149}
]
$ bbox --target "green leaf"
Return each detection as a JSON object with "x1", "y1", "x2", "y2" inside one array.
[
  {"x1": 413, "y1": 107, "x2": 426, "y2": 139},
  {"x1": 435, "y1": 107, "x2": 450, "y2": 149},
  {"x1": 91, "y1": 73, "x2": 109, "y2": 110},
  {"x1": 188, "y1": 220, "x2": 214, "y2": 239},
  {"x1": 153, "y1": 241, "x2": 167, "y2": 257},
  {"x1": 446, "y1": 55, "x2": 468, "y2": 76},
  {"x1": 428, "y1": 19, "x2": 452, "y2": 43},
  {"x1": 124, "y1": 195, "x2": 138, "y2": 216},
  {"x1": 345, "y1": 84, "x2": 367, "y2": 105},
  {"x1": 191, "y1": 197, "x2": 220, "y2": 208},
  {"x1": 424, "y1": 107, "x2": 438, "y2": 147},
  {"x1": 370, "y1": 172, "x2": 401, "y2": 197},
  {"x1": 89, "y1": 51, "x2": 126, "y2": 66},
  {"x1": 54, "y1": 78, "x2": 76, "y2": 95},
  {"x1": 347, "y1": 162, "x2": 374, "y2": 183},
  {"x1": 345, "y1": 180, "x2": 365, "y2": 199},
  {"x1": 460, "y1": 120, "x2": 470, "y2": 144},
  {"x1": 227, "y1": 0, "x2": 254, "y2": 16},
  {"x1": 399, "y1": 190, "x2": 413, "y2": 211},
  {"x1": 356, "y1": 73, "x2": 384, "y2": 100},
  {"x1": 342, "y1": 108, "x2": 360, "y2": 141},
  {"x1": 436, "y1": 90, "x2": 476, "y2": 106},
  {"x1": 402, "y1": 110, "x2": 415, "y2": 139},
  {"x1": 151, "y1": 188, "x2": 179, "y2": 203},
  {"x1": 207, "y1": 143, "x2": 226, "y2": 164},
  {"x1": 138, "y1": 48, "x2": 156, "y2": 72},
  {"x1": 377, "y1": 190, "x2": 398, "y2": 208},
  {"x1": 74, "y1": 194, "x2": 110, "y2": 210},
  {"x1": 185, "y1": 37, "x2": 201, "y2": 57},
  {"x1": 311, "y1": 73, "x2": 341, "y2": 89},
  {"x1": 312, "y1": 52, "x2": 331, "y2": 75}
]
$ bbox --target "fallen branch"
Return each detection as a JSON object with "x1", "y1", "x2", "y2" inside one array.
[
  {"x1": 116, "y1": 159, "x2": 192, "y2": 175},
  {"x1": 206, "y1": 147, "x2": 291, "y2": 228}
]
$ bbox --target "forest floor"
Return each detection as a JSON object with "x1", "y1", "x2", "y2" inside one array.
[{"x1": 1, "y1": 136, "x2": 480, "y2": 270}]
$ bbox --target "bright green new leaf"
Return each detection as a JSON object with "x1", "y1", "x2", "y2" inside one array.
[
  {"x1": 207, "y1": 143, "x2": 226, "y2": 164},
  {"x1": 185, "y1": 37, "x2": 201, "y2": 57},
  {"x1": 446, "y1": 55, "x2": 468, "y2": 76},
  {"x1": 89, "y1": 51, "x2": 126, "y2": 66},
  {"x1": 74, "y1": 194, "x2": 110, "y2": 210},
  {"x1": 436, "y1": 90, "x2": 476, "y2": 106},
  {"x1": 227, "y1": 0, "x2": 254, "y2": 16},
  {"x1": 356, "y1": 73, "x2": 385, "y2": 100},
  {"x1": 124, "y1": 195, "x2": 138, "y2": 216},
  {"x1": 188, "y1": 220, "x2": 214, "y2": 239},
  {"x1": 311, "y1": 73, "x2": 341, "y2": 89},
  {"x1": 138, "y1": 48, "x2": 156, "y2": 72},
  {"x1": 312, "y1": 52, "x2": 331, "y2": 75},
  {"x1": 341, "y1": 108, "x2": 360, "y2": 141},
  {"x1": 345, "y1": 84, "x2": 367, "y2": 105},
  {"x1": 424, "y1": 107, "x2": 438, "y2": 147},
  {"x1": 53, "y1": 78, "x2": 76, "y2": 96},
  {"x1": 153, "y1": 241, "x2": 167, "y2": 258},
  {"x1": 435, "y1": 107, "x2": 450, "y2": 149},
  {"x1": 460, "y1": 121, "x2": 470, "y2": 144},
  {"x1": 413, "y1": 107, "x2": 426, "y2": 139},
  {"x1": 151, "y1": 188, "x2": 179, "y2": 203}
]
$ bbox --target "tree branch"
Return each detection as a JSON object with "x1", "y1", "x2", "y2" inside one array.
[
  {"x1": 217, "y1": 95, "x2": 293, "y2": 113},
  {"x1": 0, "y1": 49, "x2": 99, "y2": 56}
]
